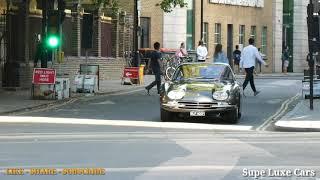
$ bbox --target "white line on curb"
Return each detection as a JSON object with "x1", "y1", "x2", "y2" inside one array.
[
  {"x1": 0, "y1": 116, "x2": 253, "y2": 131},
  {"x1": 256, "y1": 93, "x2": 300, "y2": 131}
]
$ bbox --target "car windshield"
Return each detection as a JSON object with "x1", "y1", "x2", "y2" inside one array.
[{"x1": 173, "y1": 64, "x2": 226, "y2": 81}]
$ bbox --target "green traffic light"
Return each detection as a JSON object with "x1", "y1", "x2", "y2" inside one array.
[{"x1": 47, "y1": 35, "x2": 59, "y2": 48}]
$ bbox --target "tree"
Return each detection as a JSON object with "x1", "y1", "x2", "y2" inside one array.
[{"x1": 157, "y1": 0, "x2": 188, "y2": 13}]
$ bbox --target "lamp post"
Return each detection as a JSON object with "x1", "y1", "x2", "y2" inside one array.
[
  {"x1": 200, "y1": 0, "x2": 203, "y2": 40},
  {"x1": 133, "y1": 0, "x2": 140, "y2": 67}
]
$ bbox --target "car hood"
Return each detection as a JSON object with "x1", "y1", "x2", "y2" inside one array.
[{"x1": 168, "y1": 81, "x2": 231, "y2": 101}]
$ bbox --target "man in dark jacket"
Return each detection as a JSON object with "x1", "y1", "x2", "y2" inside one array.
[{"x1": 145, "y1": 42, "x2": 162, "y2": 95}]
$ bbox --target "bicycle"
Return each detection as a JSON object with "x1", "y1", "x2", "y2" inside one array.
[
  {"x1": 161, "y1": 55, "x2": 176, "y2": 81},
  {"x1": 164, "y1": 56, "x2": 193, "y2": 80}
]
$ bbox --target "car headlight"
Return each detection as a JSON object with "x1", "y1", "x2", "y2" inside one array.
[
  {"x1": 212, "y1": 91, "x2": 229, "y2": 101},
  {"x1": 167, "y1": 90, "x2": 186, "y2": 100}
]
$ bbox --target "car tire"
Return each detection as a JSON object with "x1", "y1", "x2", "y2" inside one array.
[
  {"x1": 237, "y1": 95, "x2": 242, "y2": 119},
  {"x1": 161, "y1": 108, "x2": 175, "y2": 122},
  {"x1": 225, "y1": 109, "x2": 238, "y2": 124}
]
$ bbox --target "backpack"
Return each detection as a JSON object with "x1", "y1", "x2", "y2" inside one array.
[{"x1": 234, "y1": 52, "x2": 241, "y2": 62}]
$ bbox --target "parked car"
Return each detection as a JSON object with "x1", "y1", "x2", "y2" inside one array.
[{"x1": 160, "y1": 62, "x2": 242, "y2": 123}]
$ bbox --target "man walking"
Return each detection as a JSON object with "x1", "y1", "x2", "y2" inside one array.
[
  {"x1": 233, "y1": 45, "x2": 241, "y2": 74},
  {"x1": 240, "y1": 38, "x2": 268, "y2": 96},
  {"x1": 145, "y1": 42, "x2": 162, "y2": 95}
]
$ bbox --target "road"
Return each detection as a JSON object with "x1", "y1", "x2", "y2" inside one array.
[
  {"x1": 13, "y1": 77, "x2": 302, "y2": 130},
  {"x1": 1, "y1": 77, "x2": 316, "y2": 180},
  {"x1": 1, "y1": 124, "x2": 320, "y2": 180}
]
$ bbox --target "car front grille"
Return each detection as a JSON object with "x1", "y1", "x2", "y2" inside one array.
[{"x1": 177, "y1": 101, "x2": 219, "y2": 109}]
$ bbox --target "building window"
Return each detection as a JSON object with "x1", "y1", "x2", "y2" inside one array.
[
  {"x1": 239, "y1": 25, "x2": 245, "y2": 45},
  {"x1": 186, "y1": 9, "x2": 194, "y2": 50},
  {"x1": 261, "y1": 26, "x2": 268, "y2": 54},
  {"x1": 214, "y1": 23, "x2": 221, "y2": 45},
  {"x1": 250, "y1": 26, "x2": 257, "y2": 40},
  {"x1": 140, "y1": 17, "x2": 150, "y2": 48},
  {"x1": 203, "y1": 22, "x2": 209, "y2": 48}
]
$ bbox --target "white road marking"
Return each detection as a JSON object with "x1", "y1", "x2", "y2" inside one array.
[
  {"x1": 256, "y1": 93, "x2": 300, "y2": 131},
  {"x1": 0, "y1": 116, "x2": 253, "y2": 131},
  {"x1": 1, "y1": 139, "x2": 320, "y2": 144},
  {"x1": 91, "y1": 100, "x2": 116, "y2": 105}
]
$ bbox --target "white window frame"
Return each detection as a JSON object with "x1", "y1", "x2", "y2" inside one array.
[
  {"x1": 214, "y1": 23, "x2": 221, "y2": 45},
  {"x1": 239, "y1": 25, "x2": 245, "y2": 46},
  {"x1": 250, "y1": 26, "x2": 257, "y2": 40},
  {"x1": 202, "y1": 22, "x2": 209, "y2": 47},
  {"x1": 261, "y1": 26, "x2": 268, "y2": 55}
]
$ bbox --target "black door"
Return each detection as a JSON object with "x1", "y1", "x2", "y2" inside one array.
[
  {"x1": 227, "y1": 24, "x2": 233, "y2": 69},
  {"x1": 140, "y1": 17, "x2": 150, "y2": 48}
]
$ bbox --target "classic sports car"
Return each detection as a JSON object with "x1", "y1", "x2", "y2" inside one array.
[{"x1": 160, "y1": 63, "x2": 242, "y2": 124}]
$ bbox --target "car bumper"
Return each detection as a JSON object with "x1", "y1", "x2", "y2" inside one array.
[{"x1": 161, "y1": 103, "x2": 237, "y2": 117}]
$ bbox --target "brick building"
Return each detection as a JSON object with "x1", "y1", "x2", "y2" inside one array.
[
  {"x1": 140, "y1": 0, "x2": 277, "y2": 73},
  {"x1": 0, "y1": 0, "x2": 135, "y2": 89}
]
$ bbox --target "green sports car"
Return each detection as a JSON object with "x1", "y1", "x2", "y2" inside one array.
[{"x1": 160, "y1": 63, "x2": 242, "y2": 124}]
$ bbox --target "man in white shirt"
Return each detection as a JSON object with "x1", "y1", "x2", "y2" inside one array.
[
  {"x1": 197, "y1": 40, "x2": 208, "y2": 62},
  {"x1": 240, "y1": 38, "x2": 268, "y2": 96}
]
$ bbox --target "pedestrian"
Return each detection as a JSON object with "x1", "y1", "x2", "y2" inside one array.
[
  {"x1": 175, "y1": 42, "x2": 188, "y2": 63},
  {"x1": 197, "y1": 40, "x2": 208, "y2": 62},
  {"x1": 213, "y1": 44, "x2": 229, "y2": 64},
  {"x1": 34, "y1": 39, "x2": 45, "y2": 68},
  {"x1": 240, "y1": 38, "x2": 268, "y2": 96},
  {"x1": 255, "y1": 48, "x2": 267, "y2": 74},
  {"x1": 175, "y1": 42, "x2": 188, "y2": 59},
  {"x1": 282, "y1": 46, "x2": 290, "y2": 75},
  {"x1": 145, "y1": 42, "x2": 162, "y2": 95},
  {"x1": 233, "y1": 45, "x2": 241, "y2": 73}
]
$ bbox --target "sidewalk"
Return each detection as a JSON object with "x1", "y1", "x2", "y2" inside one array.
[
  {"x1": 0, "y1": 75, "x2": 154, "y2": 115},
  {"x1": 275, "y1": 99, "x2": 320, "y2": 131},
  {"x1": 235, "y1": 72, "x2": 303, "y2": 78}
]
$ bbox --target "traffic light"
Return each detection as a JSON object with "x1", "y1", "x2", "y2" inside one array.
[
  {"x1": 81, "y1": 14, "x2": 93, "y2": 49},
  {"x1": 46, "y1": 10, "x2": 60, "y2": 49}
]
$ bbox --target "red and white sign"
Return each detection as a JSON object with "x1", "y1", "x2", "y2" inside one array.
[
  {"x1": 32, "y1": 68, "x2": 56, "y2": 85},
  {"x1": 123, "y1": 67, "x2": 139, "y2": 79}
]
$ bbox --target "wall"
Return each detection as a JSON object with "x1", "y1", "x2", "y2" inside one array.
[
  {"x1": 273, "y1": 0, "x2": 283, "y2": 73},
  {"x1": 52, "y1": 57, "x2": 126, "y2": 82},
  {"x1": 293, "y1": 0, "x2": 308, "y2": 72},
  {"x1": 163, "y1": 8, "x2": 187, "y2": 48},
  {"x1": 194, "y1": 0, "x2": 273, "y2": 72},
  {"x1": 140, "y1": 0, "x2": 164, "y2": 47}
]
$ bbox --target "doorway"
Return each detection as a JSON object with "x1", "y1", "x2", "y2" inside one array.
[{"x1": 227, "y1": 24, "x2": 233, "y2": 69}]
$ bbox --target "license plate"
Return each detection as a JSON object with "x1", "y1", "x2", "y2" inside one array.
[{"x1": 190, "y1": 111, "x2": 205, "y2": 117}]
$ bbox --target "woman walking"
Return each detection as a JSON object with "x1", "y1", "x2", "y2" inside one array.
[{"x1": 213, "y1": 44, "x2": 229, "y2": 64}]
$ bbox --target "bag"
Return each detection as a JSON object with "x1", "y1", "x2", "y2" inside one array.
[{"x1": 234, "y1": 53, "x2": 241, "y2": 62}]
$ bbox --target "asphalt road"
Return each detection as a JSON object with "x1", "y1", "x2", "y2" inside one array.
[
  {"x1": 1, "y1": 124, "x2": 320, "y2": 180},
  {"x1": 13, "y1": 78, "x2": 302, "y2": 130},
  {"x1": 1, "y1": 77, "x2": 319, "y2": 180}
]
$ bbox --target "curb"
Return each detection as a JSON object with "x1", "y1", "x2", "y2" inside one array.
[
  {"x1": 0, "y1": 96, "x2": 80, "y2": 116},
  {"x1": 256, "y1": 93, "x2": 301, "y2": 131},
  {"x1": 273, "y1": 124, "x2": 320, "y2": 132},
  {"x1": 0, "y1": 87, "x2": 145, "y2": 116}
]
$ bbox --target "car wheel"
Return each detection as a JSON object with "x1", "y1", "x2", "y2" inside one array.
[
  {"x1": 237, "y1": 95, "x2": 242, "y2": 119},
  {"x1": 224, "y1": 109, "x2": 238, "y2": 124},
  {"x1": 161, "y1": 108, "x2": 175, "y2": 122}
]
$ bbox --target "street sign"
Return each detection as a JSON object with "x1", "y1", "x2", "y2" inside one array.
[
  {"x1": 32, "y1": 68, "x2": 56, "y2": 84},
  {"x1": 123, "y1": 67, "x2": 139, "y2": 79}
]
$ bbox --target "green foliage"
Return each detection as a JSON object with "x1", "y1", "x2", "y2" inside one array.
[
  {"x1": 94, "y1": 0, "x2": 119, "y2": 15},
  {"x1": 157, "y1": 0, "x2": 188, "y2": 13}
]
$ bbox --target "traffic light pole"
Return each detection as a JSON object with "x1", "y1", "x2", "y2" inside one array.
[{"x1": 307, "y1": 0, "x2": 318, "y2": 110}]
